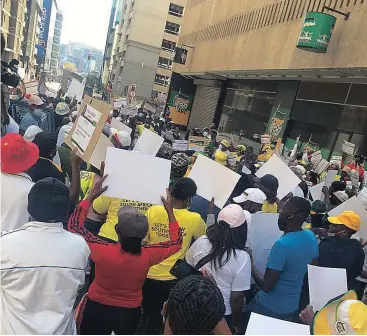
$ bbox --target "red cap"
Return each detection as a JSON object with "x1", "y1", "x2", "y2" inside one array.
[
  {"x1": 1, "y1": 134, "x2": 39, "y2": 174},
  {"x1": 25, "y1": 93, "x2": 32, "y2": 99}
]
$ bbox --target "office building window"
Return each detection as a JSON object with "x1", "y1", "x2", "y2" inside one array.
[
  {"x1": 157, "y1": 57, "x2": 172, "y2": 69},
  {"x1": 165, "y1": 21, "x2": 180, "y2": 35},
  {"x1": 161, "y1": 39, "x2": 176, "y2": 52},
  {"x1": 169, "y1": 3, "x2": 184, "y2": 17},
  {"x1": 155, "y1": 74, "x2": 170, "y2": 86}
]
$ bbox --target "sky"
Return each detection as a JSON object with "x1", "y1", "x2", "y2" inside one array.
[{"x1": 57, "y1": 0, "x2": 113, "y2": 50}]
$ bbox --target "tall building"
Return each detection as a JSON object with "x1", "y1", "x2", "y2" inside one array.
[
  {"x1": 172, "y1": 0, "x2": 367, "y2": 159},
  {"x1": 35, "y1": 0, "x2": 57, "y2": 73},
  {"x1": 109, "y1": 0, "x2": 186, "y2": 100},
  {"x1": 50, "y1": 9, "x2": 63, "y2": 76},
  {"x1": 102, "y1": 0, "x2": 123, "y2": 85},
  {"x1": 23, "y1": 0, "x2": 44, "y2": 81},
  {"x1": 1, "y1": 0, "x2": 27, "y2": 62}
]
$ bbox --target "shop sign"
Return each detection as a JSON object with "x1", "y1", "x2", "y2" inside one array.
[{"x1": 297, "y1": 12, "x2": 336, "y2": 53}]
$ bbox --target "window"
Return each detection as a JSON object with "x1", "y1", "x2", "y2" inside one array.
[
  {"x1": 169, "y1": 3, "x2": 184, "y2": 17},
  {"x1": 157, "y1": 57, "x2": 172, "y2": 69},
  {"x1": 165, "y1": 21, "x2": 180, "y2": 35},
  {"x1": 161, "y1": 39, "x2": 176, "y2": 51},
  {"x1": 155, "y1": 74, "x2": 170, "y2": 86}
]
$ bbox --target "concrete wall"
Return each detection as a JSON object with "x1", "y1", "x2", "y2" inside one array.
[
  {"x1": 176, "y1": 0, "x2": 367, "y2": 74},
  {"x1": 116, "y1": 42, "x2": 160, "y2": 99}
]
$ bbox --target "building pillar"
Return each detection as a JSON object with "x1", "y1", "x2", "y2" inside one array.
[{"x1": 266, "y1": 81, "x2": 300, "y2": 147}]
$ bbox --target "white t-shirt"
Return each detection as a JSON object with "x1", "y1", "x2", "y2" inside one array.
[
  {"x1": 1, "y1": 173, "x2": 34, "y2": 232},
  {"x1": 186, "y1": 235, "x2": 251, "y2": 315}
]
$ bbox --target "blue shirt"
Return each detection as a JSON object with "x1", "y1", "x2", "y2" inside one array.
[
  {"x1": 19, "y1": 109, "x2": 48, "y2": 132},
  {"x1": 257, "y1": 229, "x2": 318, "y2": 314}
]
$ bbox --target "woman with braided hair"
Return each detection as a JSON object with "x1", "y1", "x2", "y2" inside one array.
[
  {"x1": 186, "y1": 204, "x2": 251, "y2": 334},
  {"x1": 162, "y1": 275, "x2": 227, "y2": 335}
]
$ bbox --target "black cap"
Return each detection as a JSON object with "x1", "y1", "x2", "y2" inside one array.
[
  {"x1": 28, "y1": 177, "x2": 70, "y2": 223},
  {"x1": 260, "y1": 174, "x2": 279, "y2": 191}
]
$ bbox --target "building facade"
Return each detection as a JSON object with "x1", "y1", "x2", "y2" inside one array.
[
  {"x1": 173, "y1": 0, "x2": 367, "y2": 159},
  {"x1": 50, "y1": 9, "x2": 62, "y2": 76},
  {"x1": 1, "y1": 0, "x2": 27, "y2": 62},
  {"x1": 108, "y1": 0, "x2": 186, "y2": 100}
]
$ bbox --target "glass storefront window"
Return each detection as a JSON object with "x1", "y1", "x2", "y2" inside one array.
[{"x1": 219, "y1": 86, "x2": 277, "y2": 143}]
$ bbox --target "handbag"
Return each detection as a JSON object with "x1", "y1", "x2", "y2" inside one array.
[{"x1": 169, "y1": 254, "x2": 215, "y2": 280}]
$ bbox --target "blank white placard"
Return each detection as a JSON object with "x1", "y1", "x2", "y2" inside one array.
[
  {"x1": 249, "y1": 213, "x2": 282, "y2": 274},
  {"x1": 309, "y1": 182, "x2": 324, "y2": 201},
  {"x1": 134, "y1": 128, "x2": 164, "y2": 156},
  {"x1": 308, "y1": 265, "x2": 347, "y2": 312},
  {"x1": 242, "y1": 164, "x2": 251, "y2": 174},
  {"x1": 328, "y1": 196, "x2": 367, "y2": 239},
  {"x1": 66, "y1": 79, "x2": 85, "y2": 101},
  {"x1": 188, "y1": 154, "x2": 241, "y2": 209},
  {"x1": 89, "y1": 134, "x2": 114, "y2": 169},
  {"x1": 256, "y1": 154, "x2": 301, "y2": 200},
  {"x1": 322, "y1": 170, "x2": 338, "y2": 187},
  {"x1": 103, "y1": 148, "x2": 171, "y2": 205},
  {"x1": 246, "y1": 313, "x2": 310, "y2": 335},
  {"x1": 111, "y1": 118, "x2": 132, "y2": 135}
]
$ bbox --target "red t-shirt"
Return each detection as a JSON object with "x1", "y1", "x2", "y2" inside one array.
[{"x1": 68, "y1": 200, "x2": 182, "y2": 308}]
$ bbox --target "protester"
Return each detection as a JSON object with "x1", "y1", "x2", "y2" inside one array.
[
  {"x1": 318, "y1": 211, "x2": 365, "y2": 298},
  {"x1": 186, "y1": 204, "x2": 251, "y2": 333},
  {"x1": 1, "y1": 134, "x2": 39, "y2": 232},
  {"x1": 141, "y1": 178, "x2": 206, "y2": 334},
  {"x1": 258, "y1": 174, "x2": 279, "y2": 213},
  {"x1": 240, "y1": 146, "x2": 257, "y2": 175},
  {"x1": 57, "y1": 110, "x2": 78, "y2": 147},
  {"x1": 26, "y1": 131, "x2": 67, "y2": 183},
  {"x1": 55, "y1": 102, "x2": 70, "y2": 129},
  {"x1": 247, "y1": 197, "x2": 318, "y2": 324},
  {"x1": 299, "y1": 290, "x2": 367, "y2": 335},
  {"x1": 303, "y1": 200, "x2": 328, "y2": 238},
  {"x1": 19, "y1": 95, "x2": 47, "y2": 134},
  {"x1": 69, "y1": 176, "x2": 183, "y2": 335},
  {"x1": 170, "y1": 152, "x2": 190, "y2": 184},
  {"x1": 162, "y1": 275, "x2": 227, "y2": 335},
  {"x1": 233, "y1": 188, "x2": 266, "y2": 215},
  {"x1": 322, "y1": 181, "x2": 348, "y2": 210},
  {"x1": 1, "y1": 177, "x2": 90, "y2": 334},
  {"x1": 214, "y1": 140, "x2": 231, "y2": 166},
  {"x1": 156, "y1": 142, "x2": 173, "y2": 160},
  {"x1": 110, "y1": 128, "x2": 131, "y2": 149}
]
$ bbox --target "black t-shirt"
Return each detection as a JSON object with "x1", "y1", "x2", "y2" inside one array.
[
  {"x1": 27, "y1": 158, "x2": 66, "y2": 184},
  {"x1": 318, "y1": 236, "x2": 365, "y2": 290}
]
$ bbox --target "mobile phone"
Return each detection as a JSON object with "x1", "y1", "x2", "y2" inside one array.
[{"x1": 169, "y1": 259, "x2": 202, "y2": 280}]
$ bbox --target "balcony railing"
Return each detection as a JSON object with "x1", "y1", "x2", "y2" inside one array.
[
  {"x1": 168, "y1": 10, "x2": 183, "y2": 18},
  {"x1": 165, "y1": 29, "x2": 179, "y2": 35}
]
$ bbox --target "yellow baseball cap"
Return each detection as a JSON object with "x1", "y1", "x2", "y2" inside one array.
[
  {"x1": 220, "y1": 140, "x2": 230, "y2": 147},
  {"x1": 312, "y1": 290, "x2": 367, "y2": 335},
  {"x1": 327, "y1": 211, "x2": 361, "y2": 231}
]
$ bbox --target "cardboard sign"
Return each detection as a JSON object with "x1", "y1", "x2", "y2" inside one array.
[
  {"x1": 89, "y1": 134, "x2": 114, "y2": 169},
  {"x1": 65, "y1": 97, "x2": 110, "y2": 162},
  {"x1": 256, "y1": 154, "x2": 301, "y2": 200},
  {"x1": 66, "y1": 78, "x2": 85, "y2": 101},
  {"x1": 246, "y1": 313, "x2": 310, "y2": 335},
  {"x1": 342, "y1": 140, "x2": 355, "y2": 155},
  {"x1": 328, "y1": 196, "x2": 367, "y2": 239},
  {"x1": 308, "y1": 265, "x2": 348, "y2": 312},
  {"x1": 330, "y1": 155, "x2": 342, "y2": 167},
  {"x1": 248, "y1": 213, "x2": 282, "y2": 274},
  {"x1": 111, "y1": 118, "x2": 132, "y2": 135},
  {"x1": 103, "y1": 148, "x2": 171, "y2": 205},
  {"x1": 188, "y1": 154, "x2": 241, "y2": 209},
  {"x1": 188, "y1": 136, "x2": 209, "y2": 153},
  {"x1": 311, "y1": 150, "x2": 322, "y2": 166},
  {"x1": 172, "y1": 140, "x2": 188, "y2": 151},
  {"x1": 309, "y1": 182, "x2": 324, "y2": 201},
  {"x1": 24, "y1": 80, "x2": 38, "y2": 95},
  {"x1": 134, "y1": 128, "x2": 164, "y2": 156},
  {"x1": 261, "y1": 135, "x2": 270, "y2": 144}
]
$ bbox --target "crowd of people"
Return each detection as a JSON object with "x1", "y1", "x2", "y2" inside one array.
[{"x1": 1, "y1": 65, "x2": 367, "y2": 335}]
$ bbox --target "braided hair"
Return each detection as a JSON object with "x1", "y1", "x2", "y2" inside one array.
[{"x1": 166, "y1": 275, "x2": 225, "y2": 335}]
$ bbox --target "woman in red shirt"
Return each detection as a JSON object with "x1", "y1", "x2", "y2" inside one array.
[{"x1": 69, "y1": 178, "x2": 182, "y2": 335}]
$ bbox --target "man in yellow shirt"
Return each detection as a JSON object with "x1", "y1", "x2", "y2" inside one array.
[{"x1": 140, "y1": 178, "x2": 206, "y2": 334}]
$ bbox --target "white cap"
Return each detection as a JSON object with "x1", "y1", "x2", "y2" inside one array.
[
  {"x1": 110, "y1": 128, "x2": 131, "y2": 147},
  {"x1": 23, "y1": 125, "x2": 43, "y2": 142},
  {"x1": 218, "y1": 204, "x2": 246, "y2": 228},
  {"x1": 233, "y1": 188, "x2": 267, "y2": 205}
]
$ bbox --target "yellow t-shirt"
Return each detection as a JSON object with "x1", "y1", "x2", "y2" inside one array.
[
  {"x1": 79, "y1": 171, "x2": 96, "y2": 201},
  {"x1": 146, "y1": 205, "x2": 206, "y2": 281},
  {"x1": 137, "y1": 124, "x2": 145, "y2": 136},
  {"x1": 93, "y1": 196, "x2": 152, "y2": 241},
  {"x1": 214, "y1": 150, "x2": 228, "y2": 166},
  {"x1": 262, "y1": 201, "x2": 278, "y2": 213}
]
